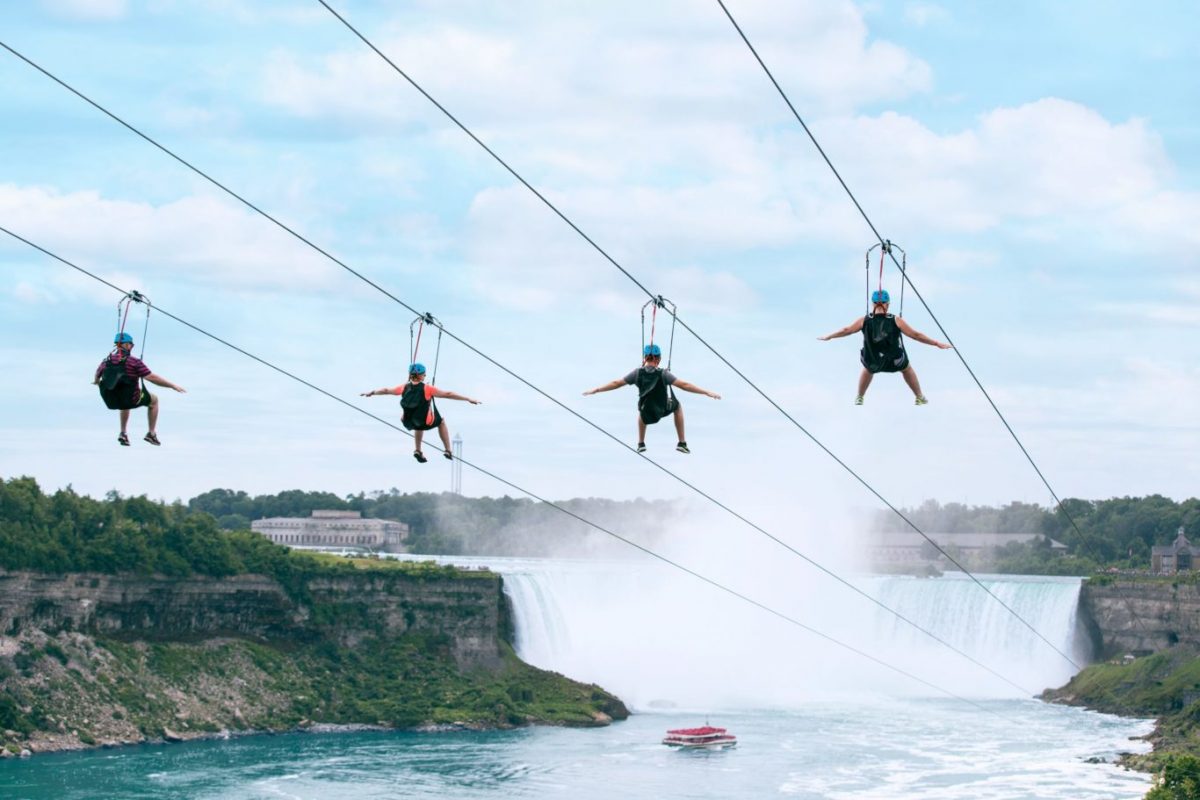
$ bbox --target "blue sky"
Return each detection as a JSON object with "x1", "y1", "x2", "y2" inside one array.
[{"x1": 1, "y1": 0, "x2": 1197, "y2": 515}]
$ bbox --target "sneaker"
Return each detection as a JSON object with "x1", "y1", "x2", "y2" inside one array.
[
  {"x1": 854, "y1": 396, "x2": 864, "y2": 406},
  {"x1": 117, "y1": 432, "x2": 130, "y2": 447},
  {"x1": 636, "y1": 442, "x2": 647, "y2": 453},
  {"x1": 143, "y1": 432, "x2": 161, "y2": 446},
  {"x1": 676, "y1": 442, "x2": 690, "y2": 454},
  {"x1": 915, "y1": 396, "x2": 929, "y2": 406}
]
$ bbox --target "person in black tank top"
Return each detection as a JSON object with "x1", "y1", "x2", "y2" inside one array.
[
  {"x1": 361, "y1": 363, "x2": 482, "y2": 463},
  {"x1": 583, "y1": 344, "x2": 721, "y2": 454},
  {"x1": 818, "y1": 290, "x2": 952, "y2": 405}
]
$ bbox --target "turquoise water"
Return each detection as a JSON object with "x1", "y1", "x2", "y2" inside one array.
[{"x1": 0, "y1": 701, "x2": 1153, "y2": 799}]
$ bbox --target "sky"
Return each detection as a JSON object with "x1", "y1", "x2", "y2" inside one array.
[{"x1": 1, "y1": 0, "x2": 1197, "y2": 516}]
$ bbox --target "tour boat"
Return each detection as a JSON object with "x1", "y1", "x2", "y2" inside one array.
[{"x1": 662, "y1": 725, "x2": 737, "y2": 749}]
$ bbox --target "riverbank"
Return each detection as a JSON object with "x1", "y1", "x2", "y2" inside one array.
[
  {"x1": 1043, "y1": 645, "x2": 1200, "y2": 773},
  {"x1": 0, "y1": 559, "x2": 627, "y2": 759},
  {"x1": 0, "y1": 628, "x2": 625, "y2": 758}
]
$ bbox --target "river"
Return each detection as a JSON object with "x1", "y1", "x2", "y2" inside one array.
[{"x1": 0, "y1": 557, "x2": 1155, "y2": 799}]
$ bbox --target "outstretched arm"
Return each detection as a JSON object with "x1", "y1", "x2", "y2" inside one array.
[
  {"x1": 146, "y1": 372, "x2": 186, "y2": 393},
  {"x1": 818, "y1": 316, "x2": 866, "y2": 341},
  {"x1": 583, "y1": 379, "x2": 626, "y2": 396},
  {"x1": 432, "y1": 388, "x2": 482, "y2": 405},
  {"x1": 361, "y1": 386, "x2": 398, "y2": 397},
  {"x1": 896, "y1": 318, "x2": 952, "y2": 349},
  {"x1": 672, "y1": 380, "x2": 720, "y2": 399}
]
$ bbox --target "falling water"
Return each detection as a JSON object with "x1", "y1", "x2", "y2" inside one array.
[{"x1": 496, "y1": 557, "x2": 1087, "y2": 708}]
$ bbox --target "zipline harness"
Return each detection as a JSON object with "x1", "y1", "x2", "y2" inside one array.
[
  {"x1": 98, "y1": 290, "x2": 152, "y2": 410},
  {"x1": 402, "y1": 312, "x2": 444, "y2": 431},
  {"x1": 641, "y1": 295, "x2": 677, "y2": 369},
  {"x1": 638, "y1": 296, "x2": 679, "y2": 424},
  {"x1": 864, "y1": 240, "x2": 907, "y2": 317},
  {"x1": 117, "y1": 289, "x2": 151, "y2": 357}
]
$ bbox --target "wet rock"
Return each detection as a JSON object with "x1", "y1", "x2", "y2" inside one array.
[
  {"x1": 19, "y1": 749, "x2": 31, "y2": 758},
  {"x1": 162, "y1": 728, "x2": 184, "y2": 743}
]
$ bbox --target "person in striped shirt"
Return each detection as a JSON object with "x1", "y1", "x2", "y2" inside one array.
[{"x1": 94, "y1": 332, "x2": 186, "y2": 446}]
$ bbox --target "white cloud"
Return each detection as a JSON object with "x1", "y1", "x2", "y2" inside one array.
[
  {"x1": 903, "y1": 3, "x2": 949, "y2": 28},
  {"x1": 1095, "y1": 301, "x2": 1200, "y2": 327},
  {"x1": 816, "y1": 99, "x2": 1200, "y2": 260},
  {"x1": 261, "y1": 1, "x2": 932, "y2": 127},
  {"x1": 255, "y1": 3, "x2": 1199, "y2": 304},
  {"x1": 0, "y1": 183, "x2": 342, "y2": 296},
  {"x1": 41, "y1": 0, "x2": 127, "y2": 21}
]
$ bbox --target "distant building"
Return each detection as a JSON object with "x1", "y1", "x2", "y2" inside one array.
[
  {"x1": 868, "y1": 531, "x2": 1067, "y2": 570},
  {"x1": 1151, "y1": 527, "x2": 1199, "y2": 575},
  {"x1": 251, "y1": 510, "x2": 408, "y2": 552}
]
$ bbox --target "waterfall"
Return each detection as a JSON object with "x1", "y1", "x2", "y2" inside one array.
[{"x1": 492, "y1": 557, "x2": 1087, "y2": 710}]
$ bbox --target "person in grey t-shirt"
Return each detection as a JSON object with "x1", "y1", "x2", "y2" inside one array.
[{"x1": 582, "y1": 344, "x2": 720, "y2": 454}]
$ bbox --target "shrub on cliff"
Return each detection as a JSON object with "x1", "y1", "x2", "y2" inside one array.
[{"x1": 1147, "y1": 755, "x2": 1200, "y2": 800}]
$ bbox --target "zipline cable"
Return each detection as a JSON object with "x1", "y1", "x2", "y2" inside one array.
[
  {"x1": 302, "y1": 5, "x2": 1084, "y2": 671},
  {"x1": 0, "y1": 40, "x2": 1049, "y2": 691},
  {"x1": 0, "y1": 223, "x2": 1014, "y2": 717},
  {"x1": 712, "y1": 0, "x2": 1154, "y2": 642}
]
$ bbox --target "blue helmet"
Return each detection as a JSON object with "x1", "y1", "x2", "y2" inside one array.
[
  {"x1": 408, "y1": 363, "x2": 427, "y2": 375},
  {"x1": 643, "y1": 344, "x2": 662, "y2": 358},
  {"x1": 114, "y1": 332, "x2": 134, "y2": 345},
  {"x1": 871, "y1": 289, "x2": 891, "y2": 304}
]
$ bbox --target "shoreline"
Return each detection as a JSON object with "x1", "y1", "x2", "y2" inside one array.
[
  {"x1": 1042, "y1": 646, "x2": 1200, "y2": 773},
  {"x1": 3, "y1": 715, "x2": 621, "y2": 760}
]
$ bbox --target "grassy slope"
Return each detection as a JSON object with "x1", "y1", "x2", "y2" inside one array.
[{"x1": 1044, "y1": 647, "x2": 1200, "y2": 770}]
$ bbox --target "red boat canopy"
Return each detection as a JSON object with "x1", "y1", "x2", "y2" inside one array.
[{"x1": 666, "y1": 726, "x2": 727, "y2": 736}]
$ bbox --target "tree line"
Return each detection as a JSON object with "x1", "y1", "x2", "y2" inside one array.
[
  {"x1": 7, "y1": 475, "x2": 1197, "y2": 575},
  {"x1": 188, "y1": 487, "x2": 678, "y2": 556},
  {"x1": 876, "y1": 496, "x2": 1200, "y2": 573},
  {"x1": 0, "y1": 477, "x2": 324, "y2": 588}
]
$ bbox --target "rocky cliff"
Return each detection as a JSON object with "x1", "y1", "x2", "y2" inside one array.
[
  {"x1": 1079, "y1": 577, "x2": 1200, "y2": 657},
  {"x1": 0, "y1": 563, "x2": 627, "y2": 757},
  {"x1": 0, "y1": 567, "x2": 504, "y2": 669}
]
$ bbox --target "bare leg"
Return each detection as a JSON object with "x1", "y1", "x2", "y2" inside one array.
[
  {"x1": 672, "y1": 404, "x2": 686, "y2": 443},
  {"x1": 119, "y1": 409, "x2": 131, "y2": 434},
  {"x1": 857, "y1": 369, "x2": 875, "y2": 398},
  {"x1": 147, "y1": 395, "x2": 159, "y2": 434},
  {"x1": 900, "y1": 366, "x2": 924, "y2": 398},
  {"x1": 637, "y1": 416, "x2": 647, "y2": 443},
  {"x1": 414, "y1": 429, "x2": 425, "y2": 453},
  {"x1": 436, "y1": 420, "x2": 452, "y2": 455}
]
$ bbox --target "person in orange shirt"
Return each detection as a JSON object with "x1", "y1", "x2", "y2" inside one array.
[{"x1": 361, "y1": 363, "x2": 481, "y2": 463}]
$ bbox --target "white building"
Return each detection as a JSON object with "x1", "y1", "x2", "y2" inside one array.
[{"x1": 251, "y1": 510, "x2": 408, "y2": 552}]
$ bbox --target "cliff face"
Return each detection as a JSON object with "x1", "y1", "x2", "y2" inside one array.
[
  {"x1": 0, "y1": 568, "x2": 503, "y2": 669},
  {"x1": 0, "y1": 566, "x2": 627, "y2": 757},
  {"x1": 1080, "y1": 578, "x2": 1200, "y2": 657}
]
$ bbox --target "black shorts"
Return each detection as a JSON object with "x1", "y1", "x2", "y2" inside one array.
[
  {"x1": 861, "y1": 353, "x2": 910, "y2": 374},
  {"x1": 402, "y1": 409, "x2": 444, "y2": 432},
  {"x1": 639, "y1": 397, "x2": 680, "y2": 425},
  {"x1": 134, "y1": 389, "x2": 154, "y2": 408}
]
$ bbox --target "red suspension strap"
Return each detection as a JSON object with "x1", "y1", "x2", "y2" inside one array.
[{"x1": 411, "y1": 320, "x2": 424, "y2": 364}]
